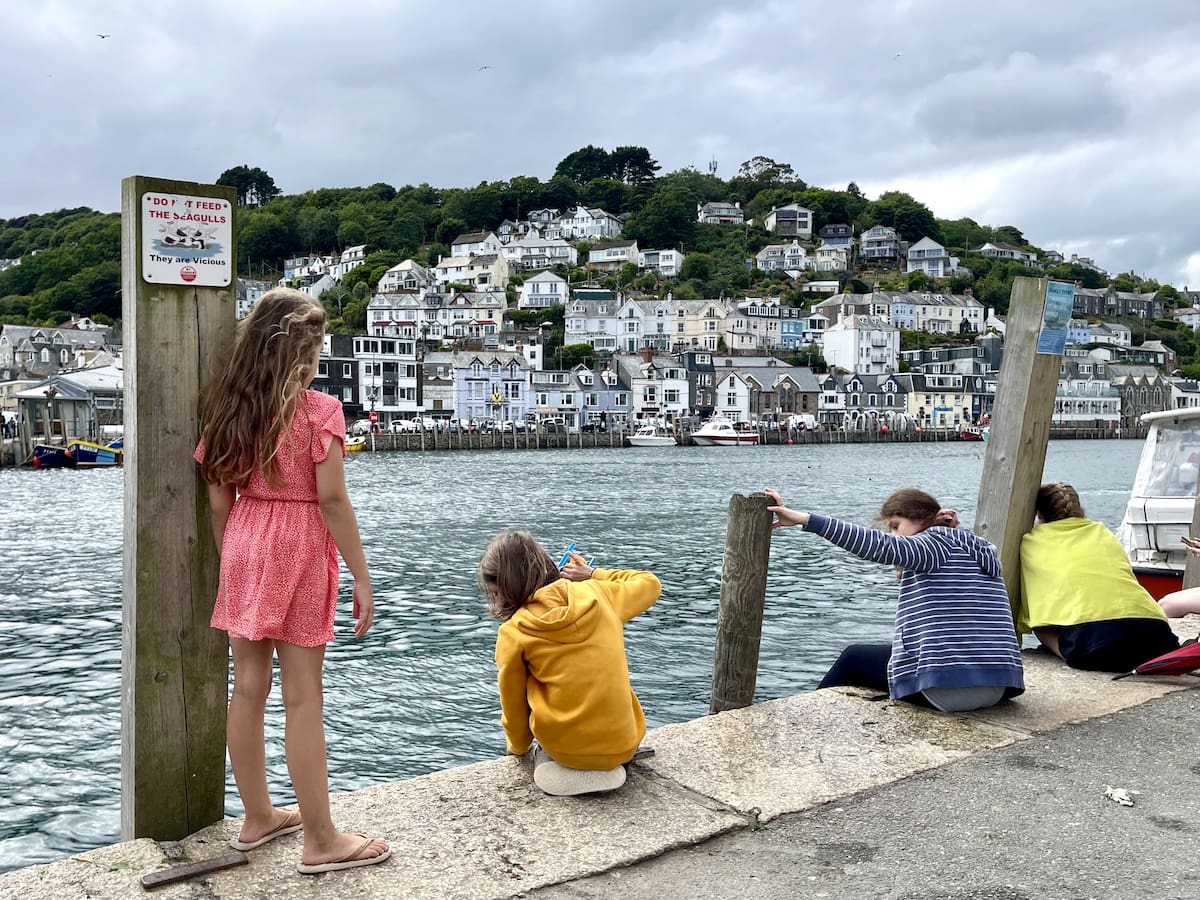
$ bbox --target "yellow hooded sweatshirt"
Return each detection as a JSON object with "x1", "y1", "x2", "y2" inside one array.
[
  {"x1": 494, "y1": 568, "x2": 661, "y2": 770},
  {"x1": 1018, "y1": 517, "x2": 1168, "y2": 636}
]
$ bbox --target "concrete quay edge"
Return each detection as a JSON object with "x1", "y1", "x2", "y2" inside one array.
[{"x1": 2, "y1": 618, "x2": 1197, "y2": 900}]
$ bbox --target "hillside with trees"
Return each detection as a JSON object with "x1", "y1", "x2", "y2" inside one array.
[{"x1": 0, "y1": 149, "x2": 1190, "y2": 351}]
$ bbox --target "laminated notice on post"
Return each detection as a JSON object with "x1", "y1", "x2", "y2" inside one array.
[
  {"x1": 1035, "y1": 280, "x2": 1075, "y2": 355},
  {"x1": 141, "y1": 192, "x2": 233, "y2": 287}
]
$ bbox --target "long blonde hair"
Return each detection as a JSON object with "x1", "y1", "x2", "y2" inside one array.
[{"x1": 199, "y1": 288, "x2": 325, "y2": 487}]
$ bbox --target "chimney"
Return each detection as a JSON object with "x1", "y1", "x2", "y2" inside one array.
[{"x1": 639, "y1": 347, "x2": 654, "y2": 364}]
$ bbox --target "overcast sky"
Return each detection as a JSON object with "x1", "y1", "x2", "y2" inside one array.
[{"x1": 5, "y1": 0, "x2": 1200, "y2": 286}]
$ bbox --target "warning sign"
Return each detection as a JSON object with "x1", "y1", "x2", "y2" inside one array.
[{"x1": 141, "y1": 192, "x2": 233, "y2": 287}]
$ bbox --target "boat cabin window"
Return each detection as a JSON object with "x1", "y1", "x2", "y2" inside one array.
[{"x1": 1133, "y1": 419, "x2": 1200, "y2": 498}]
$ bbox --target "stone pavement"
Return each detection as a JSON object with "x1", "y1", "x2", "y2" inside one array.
[{"x1": 1, "y1": 618, "x2": 1196, "y2": 900}]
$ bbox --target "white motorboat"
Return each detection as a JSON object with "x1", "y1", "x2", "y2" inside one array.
[
  {"x1": 627, "y1": 425, "x2": 677, "y2": 447},
  {"x1": 690, "y1": 417, "x2": 759, "y2": 447},
  {"x1": 1117, "y1": 407, "x2": 1200, "y2": 598}
]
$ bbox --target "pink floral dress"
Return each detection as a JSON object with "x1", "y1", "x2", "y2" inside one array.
[{"x1": 194, "y1": 390, "x2": 347, "y2": 646}]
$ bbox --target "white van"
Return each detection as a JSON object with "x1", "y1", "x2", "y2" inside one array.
[{"x1": 787, "y1": 414, "x2": 818, "y2": 431}]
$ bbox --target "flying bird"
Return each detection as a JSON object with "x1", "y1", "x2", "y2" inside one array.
[
  {"x1": 97, "y1": 33, "x2": 110, "y2": 38},
  {"x1": 478, "y1": 65, "x2": 492, "y2": 70}
]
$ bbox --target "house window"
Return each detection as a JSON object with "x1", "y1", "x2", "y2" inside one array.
[
  {"x1": 643, "y1": 387, "x2": 658, "y2": 403},
  {"x1": 537, "y1": 393, "x2": 548, "y2": 406},
  {"x1": 318, "y1": 362, "x2": 328, "y2": 376}
]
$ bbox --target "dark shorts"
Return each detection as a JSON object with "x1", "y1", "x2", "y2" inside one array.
[{"x1": 1055, "y1": 618, "x2": 1180, "y2": 673}]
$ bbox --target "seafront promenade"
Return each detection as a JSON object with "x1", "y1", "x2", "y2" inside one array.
[{"x1": 3, "y1": 617, "x2": 1195, "y2": 900}]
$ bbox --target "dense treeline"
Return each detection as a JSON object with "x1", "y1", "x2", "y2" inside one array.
[{"x1": 0, "y1": 147, "x2": 1186, "y2": 340}]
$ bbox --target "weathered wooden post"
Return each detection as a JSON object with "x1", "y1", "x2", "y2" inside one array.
[
  {"x1": 974, "y1": 276, "x2": 1074, "y2": 615},
  {"x1": 121, "y1": 176, "x2": 237, "y2": 839},
  {"x1": 710, "y1": 492, "x2": 774, "y2": 713}
]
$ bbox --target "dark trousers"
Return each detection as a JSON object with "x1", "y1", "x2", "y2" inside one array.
[{"x1": 818, "y1": 643, "x2": 892, "y2": 692}]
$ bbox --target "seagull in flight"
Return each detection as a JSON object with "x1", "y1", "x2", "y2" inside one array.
[
  {"x1": 97, "y1": 33, "x2": 111, "y2": 38},
  {"x1": 478, "y1": 64, "x2": 492, "y2": 70}
]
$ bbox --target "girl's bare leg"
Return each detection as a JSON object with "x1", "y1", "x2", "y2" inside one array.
[
  {"x1": 228, "y1": 637, "x2": 297, "y2": 841},
  {"x1": 1033, "y1": 626, "x2": 1063, "y2": 659},
  {"x1": 275, "y1": 641, "x2": 387, "y2": 866}
]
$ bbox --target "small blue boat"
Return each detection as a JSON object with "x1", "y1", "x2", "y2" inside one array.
[
  {"x1": 31, "y1": 444, "x2": 75, "y2": 469},
  {"x1": 67, "y1": 438, "x2": 124, "y2": 467}
]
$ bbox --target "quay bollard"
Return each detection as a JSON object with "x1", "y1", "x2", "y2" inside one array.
[{"x1": 710, "y1": 492, "x2": 774, "y2": 714}]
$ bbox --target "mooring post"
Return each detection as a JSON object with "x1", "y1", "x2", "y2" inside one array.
[
  {"x1": 710, "y1": 492, "x2": 774, "y2": 713},
  {"x1": 120, "y1": 176, "x2": 237, "y2": 840},
  {"x1": 974, "y1": 276, "x2": 1074, "y2": 616}
]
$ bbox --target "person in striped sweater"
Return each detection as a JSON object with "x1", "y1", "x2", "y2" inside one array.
[{"x1": 764, "y1": 487, "x2": 1024, "y2": 712}]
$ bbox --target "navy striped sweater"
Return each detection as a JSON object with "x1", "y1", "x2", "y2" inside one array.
[{"x1": 804, "y1": 514, "x2": 1024, "y2": 700}]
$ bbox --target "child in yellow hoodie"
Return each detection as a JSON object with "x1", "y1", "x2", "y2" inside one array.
[{"x1": 478, "y1": 530, "x2": 662, "y2": 796}]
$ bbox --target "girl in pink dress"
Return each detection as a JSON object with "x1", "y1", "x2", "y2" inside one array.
[{"x1": 195, "y1": 288, "x2": 389, "y2": 875}]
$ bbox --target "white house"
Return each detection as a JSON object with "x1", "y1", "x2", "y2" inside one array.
[
  {"x1": 450, "y1": 231, "x2": 502, "y2": 257},
  {"x1": 711, "y1": 369, "x2": 754, "y2": 422},
  {"x1": 353, "y1": 333, "x2": 420, "y2": 419},
  {"x1": 547, "y1": 206, "x2": 622, "y2": 241},
  {"x1": 977, "y1": 241, "x2": 1039, "y2": 267},
  {"x1": 518, "y1": 271, "x2": 569, "y2": 309},
  {"x1": 1173, "y1": 306, "x2": 1200, "y2": 331},
  {"x1": 697, "y1": 201, "x2": 744, "y2": 225},
  {"x1": 329, "y1": 245, "x2": 367, "y2": 280},
  {"x1": 906, "y1": 237, "x2": 966, "y2": 279},
  {"x1": 500, "y1": 235, "x2": 578, "y2": 270},
  {"x1": 638, "y1": 248, "x2": 684, "y2": 278},
  {"x1": 725, "y1": 297, "x2": 781, "y2": 351},
  {"x1": 377, "y1": 259, "x2": 433, "y2": 294},
  {"x1": 614, "y1": 350, "x2": 690, "y2": 424},
  {"x1": 434, "y1": 253, "x2": 510, "y2": 290},
  {"x1": 756, "y1": 241, "x2": 811, "y2": 273},
  {"x1": 822, "y1": 314, "x2": 900, "y2": 375},
  {"x1": 762, "y1": 204, "x2": 813, "y2": 240},
  {"x1": 564, "y1": 296, "x2": 624, "y2": 354},
  {"x1": 588, "y1": 240, "x2": 639, "y2": 274},
  {"x1": 814, "y1": 243, "x2": 849, "y2": 272}
]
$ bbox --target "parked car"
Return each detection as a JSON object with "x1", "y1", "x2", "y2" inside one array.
[
  {"x1": 389, "y1": 419, "x2": 421, "y2": 434},
  {"x1": 500, "y1": 420, "x2": 528, "y2": 433},
  {"x1": 349, "y1": 418, "x2": 378, "y2": 436}
]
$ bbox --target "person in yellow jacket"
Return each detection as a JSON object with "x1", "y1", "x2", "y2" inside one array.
[
  {"x1": 1019, "y1": 482, "x2": 1179, "y2": 671},
  {"x1": 478, "y1": 530, "x2": 661, "y2": 796}
]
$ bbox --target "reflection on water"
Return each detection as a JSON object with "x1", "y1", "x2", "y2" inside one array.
[{"x1": 0, "y1": 440, "x2": 1140, "y2": 871}]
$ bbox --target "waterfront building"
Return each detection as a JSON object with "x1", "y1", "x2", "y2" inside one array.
[
  {"x1": 574, "y1": 364, "x2": 633, "y2": 430},
  {"x1": 12, "y1": 364, "x2": 124, "y2": 440},
  {"x1": 453, "y1": 350, "x2": 531, "y2": 425},
  {"x1": 822, "y1": 315, "x2": 900, "y2": 375},
  {"x1": 1051, "y1": 379, "x2": 1121, "y2": 427},
  {"x1": 0, "y1": 323, "x2": 118, "y2": 381},
  {"x1": 893, "y1": 372, "x2": 990, "y2": 427},
  {"x1": 1106, "y1": 365, "x2": 1172, "y2": 428},
  {"x1": 367, "y1": 290, "x2": 504, "y2": 345},
  {"x1": 709, "y1": 355, "x2": 821, "y2": 423},
  {"x1": 352, "y1": 334, "x2": 420, "y2": 422},
  {"x1": 311, "y1": 333, "x2": 360, "y2": 416},
  {"x1": 613, "y1": 349, "x2": 690, "y2": 424},
  {"x1": 679, "y1": 350, "x2": 717, "y2": 416}
]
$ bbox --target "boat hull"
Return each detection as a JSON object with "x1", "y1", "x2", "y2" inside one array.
[
  {"x1": 1133, "y1": 565, "x2": 1184, "y2": 600},
  {"x1": 691, "y1": 434, "x2": 759, "y2": 446},
  {"x1": 627, "y1": 437, "x2": 676, "y2": 447},
  {"x1": 67, "y1": 439, "x2": 123, "y2": 467},
  {"x1": 31, "y1": 445, "x2": 75, "y2": 468}
]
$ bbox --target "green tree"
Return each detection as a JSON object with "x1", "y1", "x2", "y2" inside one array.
[
  {"x1": 554, "y1": 145, "x2": 612, "y2": 185},
  {"x1": 609, "y1": 145, "x2": 661, "y2": 184},
  {"x1": 622, "y1": 191, "x2": 696, "y2": 249},
  {"x1": 582, "y1": 178, "x2": 630, "y2": 213},
  {"x1": 216, "y1": 165, "x2": 281, "y2": 206},
  {"x1": 297, "y1": 206, "x2": 339, "y2": 251},
  {"x1": 680, "y1": 253, "x2": 715, "y2": 282},
  {"x1": 860, "y1": 191, "x2": 940, "y2": 243}
]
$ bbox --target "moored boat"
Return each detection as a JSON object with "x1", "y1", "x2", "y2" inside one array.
[
  {"x1": 67, "y1": 438, "x2": 124, "y2": 467},
  {"x1": 626, "y1": 425, "x2": 676, "y2": 447},
  {"x1": 345, "y1": 435, "x2": 367, "y2": 453},
  {"x1": 960, "y1": 427, "x2": 985, "y2": 442},
  {"x1": 690, "y1": 417, "x2": 759, "y2": 447},
  {"x1": 31, "y1": 444, "x2": 75, "y2": 468},
  {"x1": 1118, "y1": 408, "x2": 1200, "y2": 598}
]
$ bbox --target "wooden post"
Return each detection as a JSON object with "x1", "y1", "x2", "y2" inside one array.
[
  {"x1": 710, "y1": 492, "x2": 773, "y2": 713},
  {"x1": 120, "y1": 176, "x2": 237, "y2": 840},
  {"x1": 974, "y1": 276, "x2": 1072, "y2": 615}
]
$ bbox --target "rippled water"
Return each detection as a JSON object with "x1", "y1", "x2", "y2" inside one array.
[{"x1": 0, "y1": 439, "x2": 1141, "y2": 871}]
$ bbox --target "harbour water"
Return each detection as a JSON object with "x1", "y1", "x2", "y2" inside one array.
[{"x1": 0, "y1": 439, "x2": 1142, "y2": 872}]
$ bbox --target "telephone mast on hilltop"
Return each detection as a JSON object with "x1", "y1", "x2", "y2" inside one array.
[{"x1": 707, "y1": 156, "x2": 718, "y2": 176}]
